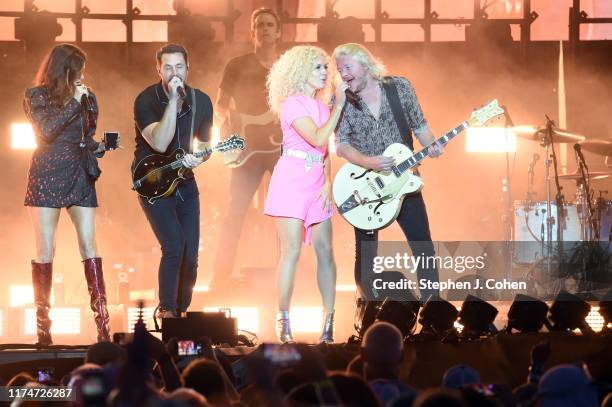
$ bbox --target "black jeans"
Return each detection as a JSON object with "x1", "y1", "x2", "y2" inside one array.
[
  {"x1": 139, "y1": 178, "x2": 200, "y2": 312},
  {"x1": 354, "y1": 193, "x2": 439, "y2": 302}
]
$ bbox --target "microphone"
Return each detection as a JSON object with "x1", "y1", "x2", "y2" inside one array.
[
  {"x1": 345, "y1": 89, "x2": 362, "y2": 111},
  {"x1": 80, "y1": 93, "x2": 94, "y2": 112},
  {"x1": 79, "y1": 89, "x2": 96, "y2": 130},
  {"x1": 574, "y1": 143, "x2": 587, "y2": 163},
  {"x1": 170, "y1": 75, "x2": 186, "y2": 98}
]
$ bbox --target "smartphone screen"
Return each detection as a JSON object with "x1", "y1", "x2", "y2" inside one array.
[
  {"x1": 263, "y1": 344, "x2": 301, "y2": 367},
  {"x1": 178, "y1": 340, "x2": 201, "y2": 356},
  {"x1": 103, "y1": 131, "x2": 119, "y2": 150},
  {"x1": 37, "y1": 367, "x2": 54, "y2": 383}
]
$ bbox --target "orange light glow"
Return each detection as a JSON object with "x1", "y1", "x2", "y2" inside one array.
[
  {"x1": 465, "y1": 127, "x2": 517, "y2": 153},
  {"x1": 25, "y1": 308, "x2": 81, "y2": 335},
  {"x1": 204, "y1": 306, "x2": 259, "y2": 334},
  {"x1": 11, "y1": 122, "x2": 37, "y2": 150}
]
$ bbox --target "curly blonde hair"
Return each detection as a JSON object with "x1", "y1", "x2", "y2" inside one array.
[
  {"x1": 333, "y1": 43, "x2": 387, "y2": 80},
  {"x1": 267, "y1": 45, "x2": 332, "y2": 117}
]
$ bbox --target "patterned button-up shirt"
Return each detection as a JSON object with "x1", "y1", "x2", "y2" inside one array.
[{"x1": 335, "y1": 76, "x2": 429, "y2": 156}]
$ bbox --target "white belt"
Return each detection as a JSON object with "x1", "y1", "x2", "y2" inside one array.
[{"x1": 282, "y1": 148, "x2": 324, "y2": 172}]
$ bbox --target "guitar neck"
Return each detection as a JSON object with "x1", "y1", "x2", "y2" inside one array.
[
  {"x1": 169, "y1": 146, "x2": 216, "y2": 169},
  {"x1": 193, "y1": 147, "x2": 213, "y2": 158},
  {"x1": 395, "y1": 121, "x2": 468, "y2": 173}
]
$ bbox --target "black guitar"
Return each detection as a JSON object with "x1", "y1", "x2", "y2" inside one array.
[
  {"x1": 133, "y1": 135, "x2": 245, "y2": 204},
  {"x1": 220, "y1": 110, "x2": 282, "y2": 168}
]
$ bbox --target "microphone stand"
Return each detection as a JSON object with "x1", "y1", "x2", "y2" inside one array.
[
  {"x1": 573, "y1": 144, "x2": 599, "y2": 294},
  {"x1": 543, "y1": 115, "x2": 566, "y2": 293},
  {"x1": 501, "y1": 106, "x2": 515, "y2": 286},
  {"x1": 574, "y1": 144, "x2": 598, "y2": 240}
]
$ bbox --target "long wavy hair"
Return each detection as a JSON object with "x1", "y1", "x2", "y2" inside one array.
[
  {"x1": 267, "y1": 45, "x2": 332, "y2": 117},
  {"x1": 35, "y1": 43, "x2": 87, "y2": 105},
  {"x1": 333, "y1": 43, "x2": 387, "y2": 80}
]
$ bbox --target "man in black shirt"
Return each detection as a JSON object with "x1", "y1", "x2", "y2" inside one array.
[
  {"x1": 133, "y1": 43, "x2": 213, "y2": 317},
  {"x1": 210, "y1": 8, "x2": 281, "y2": 292}
]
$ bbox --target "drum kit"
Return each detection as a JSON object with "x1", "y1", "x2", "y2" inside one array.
[{"x1": 510, "y1": 120, "x2": 612, "y2": 287}]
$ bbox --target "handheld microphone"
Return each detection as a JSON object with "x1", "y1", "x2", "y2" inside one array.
[
  {"x1": 345, "y1": 89, "x2": 362, "y2": 110},
  {"x1": 80, "y1": 91, "x2": 95, "y2": 112},
  {"x1": 177, "y1": 85, "x2": 186, "y2": 98}
]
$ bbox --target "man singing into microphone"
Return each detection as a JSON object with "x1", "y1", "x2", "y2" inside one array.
[{"x1": 133, "y1": 44, "x2": 213, "y2": 318}]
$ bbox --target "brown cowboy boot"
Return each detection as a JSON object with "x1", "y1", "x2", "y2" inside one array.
[
  {"x1": 83, "y1": 258, "x2": 111, "y2": 342},
  {"x1": 31, "y1": 261, "x2": 53, "y2": 346}
]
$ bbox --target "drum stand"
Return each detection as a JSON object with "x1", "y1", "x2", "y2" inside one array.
[
  {"x1": 502, "y1": 114, "x2": 515, "y2": 286},
  {"x1": 574, "y1": 145, "x2": 600, "y2": 241},
  {"x1": 540, "y1": 117, "x2": 568, "y2": 294}
]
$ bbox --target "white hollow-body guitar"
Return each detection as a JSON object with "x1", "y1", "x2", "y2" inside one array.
[{"x1": 333, "y1": 99, "x2": 504, "y2": 230}]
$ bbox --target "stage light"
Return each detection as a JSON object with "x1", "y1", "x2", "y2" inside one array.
[
  {"x1": 457, "y1": 294, "x2": 499, "y2": 337},
  {"x1": 168, "y1": 13, "x2": 215, "y2": 50},
  {"x1": 598, "y1": 288, "x2": 612, "y2": 332},
  {"x1": 465, "y1": 127, "x2": 516, "y2": 152},
  {"x1": 15, "y1": 10, "x2": 62, "y2": 49},
  {"x1": 204, "y1": 307, "x2": 259, "y2": 334},
  {"x1": 548, "y1": 291, "x2": 593, "y2": 334},
  {"x1": 375, "y1": 295, "x2": 421, "y2": 338},
  {"x1": 127, "y1": 307, "x2": 154, "y2": 332},
  {"x1": 290, "y1": 307, "x2": 323, "y2": 333},
  {"x1": 10, "y1": 285, "x2": 33, "y2": 307},
  {"x1": 193, "y1": 285, "x2": 210, "y2": 293},
  {"x1": 419, "y1": 298, "x2": 458, "y2": 335},
  {"x1": 506, "y1": 294, "x2": 549, "y2": 333},
  {"x1": 11, "y1": 123, "x2": 37, "y2": 150},
  {"x1": 318, "y1": 16, "x2": 365, "y2": 46},
  {"x1": 25, "y1": 308, "x2": 81, "y2": 335},
  {"x1": 585, "y1": 306, "x2": 605, "y2": 332},
  {"x1": 336, "y1": 284, "x2": 357, "y2": 292},
  {"x1": 0, "y1": 309, "x2": 3, "y2": 336}
]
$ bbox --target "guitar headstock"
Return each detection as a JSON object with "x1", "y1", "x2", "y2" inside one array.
[
  {"x1": 216, "y1": 134, "x2": 246, "y2": 152},
  {"x1": 467, "y1": 99, "x2": 505, "y2": 127}
]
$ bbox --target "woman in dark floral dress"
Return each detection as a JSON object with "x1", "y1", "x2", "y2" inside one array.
[{"x1": 24, "y1": 43, "x2": 116, "y2": 345}]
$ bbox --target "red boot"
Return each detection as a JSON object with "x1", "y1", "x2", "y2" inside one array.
[
  {"x1": 31, "y1": 261, "x2": 53, "y2": 346},
  {"x1": 83, "y1": 258, "x2": 111, "y2": 342}
]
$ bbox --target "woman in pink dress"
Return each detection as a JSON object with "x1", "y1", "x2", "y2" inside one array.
[{"x1": 265, "y1": 45, "x2": 347, "y2": 343}]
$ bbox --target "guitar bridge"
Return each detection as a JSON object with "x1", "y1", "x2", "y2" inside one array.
[{"x1": 353, "y1": 190, "x2": 367, "y2": 205}]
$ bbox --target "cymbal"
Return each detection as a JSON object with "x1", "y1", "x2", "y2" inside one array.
[
  {"x1": 558, "y1": 170, "x2": 610, "y2": 181},
  {"x1": 512, "y1": 125, "x2": 586, "y2": 143},
  {"x1": 579, "y1": 139, "x2": 612, "y2": 156}
]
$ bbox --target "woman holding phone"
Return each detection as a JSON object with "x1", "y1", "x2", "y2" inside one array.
[{"x1": 23, "y1": 43, "x2": 118, "y2": 344}]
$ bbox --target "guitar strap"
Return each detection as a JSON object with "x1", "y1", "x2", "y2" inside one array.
[
  {"x1": 382, "y1": 76, "x2": 414, "y2": 151},
  {"x1": 188, "y1": 88, "x2": 197, "y2": 152}
]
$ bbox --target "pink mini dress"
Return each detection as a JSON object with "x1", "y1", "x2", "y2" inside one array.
[{"x1": 264, "y1": 94, "x2": 334, "y2": 243}]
